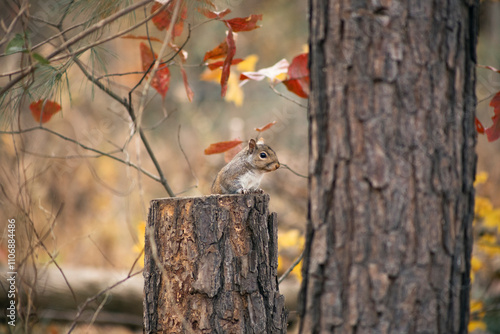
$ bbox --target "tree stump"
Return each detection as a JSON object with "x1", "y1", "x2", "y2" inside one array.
[{"x1": 143, "y1": 194, "x2": 287, "y2": 334}]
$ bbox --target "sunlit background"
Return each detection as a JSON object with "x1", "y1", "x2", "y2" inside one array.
[{"x1": 1, "y1": 0, "x2": 500, "y2": 333}]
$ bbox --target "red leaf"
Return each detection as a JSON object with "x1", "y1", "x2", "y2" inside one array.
[
  {"x1": 490, "y1": 91, "x2": 500, "y2": 108},
  {"x1": 475, "y1": 117, "x2": 485, "y2": 134},
  {"x1": 151, "y1": 0, "x2": 187, "y2": 37},
  {"x1": 220, "y1": 29, "x2": 236, "y2": 97},
  {"x1": 203, "y1": 41, "x2": 228, "y2": 62},
  {"x1": 29, "y1": 99, "x2": 61, "y2": 123},
  {"x1": 282, "y1": 53, "x2": 310, "y2": 98},
  {"x1": 140, "y1": 43, "x2": 170, "y2": 98},
  {"x1": 204, "y1": 139, "x2": 243, "y2": 155},
  {"x1": 180, "y1": 65, "x2": 194, "y2": 102},
  {"x1": 224, "y1": 14, "x2": 262, "y2": 32},
  {"x1": 151, "y1": 65, "x2": 171, "y2": 98},
  {"x1": 199, "y1": 8, "x2": 231, "y2": 19},
  {"x1": 207, "y1": 58, "x2": 243, "y2": 70},
  {"x1": 255, "y1": 121, "x2": 277, "y2": 132},
  {"x1": 485, "y1": 113, "x2": 500, "y2": 142},
  {"x1": 122, "y1": 35, "x2": 162, "y2": 42},
  {"x1": 140, "y1": 42, "x2": 155, "y2": 71}
]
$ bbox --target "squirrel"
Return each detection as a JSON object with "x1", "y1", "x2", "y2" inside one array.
[{"x1": 211, "y1": 138, "x2": 280, "y2": 194}]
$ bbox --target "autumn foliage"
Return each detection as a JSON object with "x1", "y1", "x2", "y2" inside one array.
[
  {"x1": 29, "y1": 99, "x2": 61, "y2": 123},
  {"x1": 27, "y1": 0, "x2": 310, "y2": 124}
]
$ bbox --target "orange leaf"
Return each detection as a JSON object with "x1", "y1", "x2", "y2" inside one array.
[
  {"x1": 140, "y1": 43, "x2": 170, "y2": 98},
  {"x1": 204, "y1": 139, "x2": 242, "y2": 155},
  {"x1": 140, "y1": 42, "x2": 155, "y2": 71},
  {"x1": 224, "y1": 14, "x2": 262, "y2": 32},
  {"x1": 283, "y1": 53, "x2": 309, "y2": 98},
  {"x1": 199, "y1": 8, "x2": 231, "y2": 19},
  {"x1": 221, "y1": 29, "x2": 235, "y2": 97},
  {"x1": 29, "y1": 99, "x2": 61, "y2": 123},
  {"x1": 122, "y1": 35, "x2": 162, "y2": 42},
  {"x1": 475, "y1": 117, "x2": 485, "y2": 134},
  {"x1": 207, "y1": 58, "x2": 243, "y2": 70},
  {"x1": 203, "y1": 41, "x2": 228, "y2": 62},
  {"x1": 180, "y1": 65, "x2": 194, "y2": 102},
  {"x1": 255, "y1": 121, "x2": 277, "y2": 132},
  {"x1": 151, "y1": 0, "x2": 187, "y2": 37}
]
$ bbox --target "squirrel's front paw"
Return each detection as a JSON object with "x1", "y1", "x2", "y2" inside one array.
[{"x1": 238, "y1": 188, "x2": 264, "y2": 194}]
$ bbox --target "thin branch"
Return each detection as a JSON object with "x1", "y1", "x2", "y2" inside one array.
[
  {"x1": 269, "y1": 83, "x2": 308, "y2": 109},
  {"x1": 0, "y1": 3, "x2": 28, "y2": 47},
  {"x1": 64, "y1": 34, "x2": 175, "y2": 197},
  {"x1": 0, "y1": 127, "x2": 161, "y2": 183},
  {"x1": 281, "y1": 163, "x2": 308, "y2": 178},
  {"x1": 49, "y1": 2, "x2": 168, "y2": 63},
  {"x1": 0, "y1": 0, "x2": 157, "y2": 95},
  {"x1": 177, "y1": 125, "x2": 198, "y2": 188},
  {"x1": 66, "y1": 269, "x2": 144, "y2": 334},
  {"x1": 278, "y1": 250, "x2": 304, "y2": 284}
]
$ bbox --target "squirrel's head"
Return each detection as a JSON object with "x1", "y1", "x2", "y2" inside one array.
[{"x1": 247, "y1": 138, "x2": 280, "y2": 172}]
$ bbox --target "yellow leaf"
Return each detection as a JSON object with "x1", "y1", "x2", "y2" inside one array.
[
  {"x1": 478, "y1": 234, "x2": 500, "y2": 256},
  {"x1": 470, "y1": 300, "x2": 485, "y2": 317},
  {"x1": 475, "y1": 196, "x2": 493, "y2": 219},
  {"x1": 278, "y1": 229, "x2": 304, "y2": 248},
  {"x1": 200, "y1": 67, "x2": 222, "y2": 83},
  {"x1": 225, "y1": 73, "x2": 244, "y2": 106},
  {"x1": 468, "y1": 321, "x2": 486, "y2": 332},
  {"x1": 471, "y1": 256, "x2": 483, "y2": 272},
  {"x1": 484, "y1": 208, "x2": 500, "y2": 229},
  {"x1": 236, "y1": 54, "x2": 258, "y2": 72},
  {"x1": 133, "y1": 221, "x2": 146, "y2": 267},
  {"x1": 474, "y1": 171, "x2": 488, "y2": 186}
]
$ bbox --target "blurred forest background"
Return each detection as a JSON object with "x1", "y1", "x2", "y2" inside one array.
[{"x1": 0, "y1": 0, "x2": 500, "y2": 333}]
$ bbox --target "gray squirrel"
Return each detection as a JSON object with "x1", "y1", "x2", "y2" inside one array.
[{"x1": 211, "y1": 138, "x2": 280, "y2": 194}]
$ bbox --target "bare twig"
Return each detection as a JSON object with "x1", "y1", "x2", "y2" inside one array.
[
  {"x1": 0, "y1": 0, "x2": 156, "y2": 95},
  {"x1": 269, "y1": 83, "x2": 308, "y2": 109},
  {"x1": 49, "y1": 2, "x2": 169, "y2": 63},
  {"x1": 278, "y1": 250, "x2": 304, "y2": 284},
  {"x1": 0, "y1": 127, "x2": 161, "y2": 183},
  {"x1": 177, "y1": 125, "x2": 199, "y2": 189},
  {"x1": 281, "y1": 163, "x2": 308, "y2": 178},
  {"x1": 66, "y1": 269, "x2": 144, "y2": 334},
  {"x1": 0, "y1": 3, "x2": 28, "y2": 47}
]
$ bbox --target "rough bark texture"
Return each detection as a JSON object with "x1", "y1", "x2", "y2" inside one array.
[
  {"x1": 300, "y1": 0, "x2": 478, "y2": 333},
  {"x1": 144, "y1": 194, "x2": 286, "y2": 334}
]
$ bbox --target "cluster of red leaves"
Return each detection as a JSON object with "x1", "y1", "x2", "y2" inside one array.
[
  {"x1": 29, "y1": 99, "x2": 61, "y2": 123},
  {"x1": 201, "y1": 9, "x2": 263, "y2": 97},
  {"x1": 204, "y1": 121, "x2": 277, "y2": 155}
]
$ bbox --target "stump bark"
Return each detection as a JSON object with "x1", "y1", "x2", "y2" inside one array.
[{"x1": 143, "y1": 194, "x2": 287, "y2": 334}]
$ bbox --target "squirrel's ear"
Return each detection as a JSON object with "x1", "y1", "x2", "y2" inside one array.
[
  {"x1": 257, "y1": 137, "x2": 264, "y2": 145},
  {"x1": 248, "y1": 139, "x2": 256, "y2": 152}
]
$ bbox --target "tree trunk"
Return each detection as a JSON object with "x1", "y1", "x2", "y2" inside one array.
[
  {"x1": 144, "y1": 194, "x2": 287, "y2": 334},
  {"x1": 300, "y1": 0, "x2": 478, "y2": 333}
]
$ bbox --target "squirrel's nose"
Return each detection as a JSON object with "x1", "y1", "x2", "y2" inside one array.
[{"x1": 275, "y1": 163, "x2": 280, "y2": 170}]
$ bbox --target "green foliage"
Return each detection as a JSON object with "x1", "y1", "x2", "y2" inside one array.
[{"x1": 5, "y1": 33, "x2": 26, "y2": 55}]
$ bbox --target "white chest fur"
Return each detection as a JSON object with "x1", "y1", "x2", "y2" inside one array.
[{"x1": 238, "y1": 171, "x2": 264, "y2": 190}]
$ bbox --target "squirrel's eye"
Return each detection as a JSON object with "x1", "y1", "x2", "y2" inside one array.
[{"x1": 259, "y1": 152, "x2": 267, "y2": 159}]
